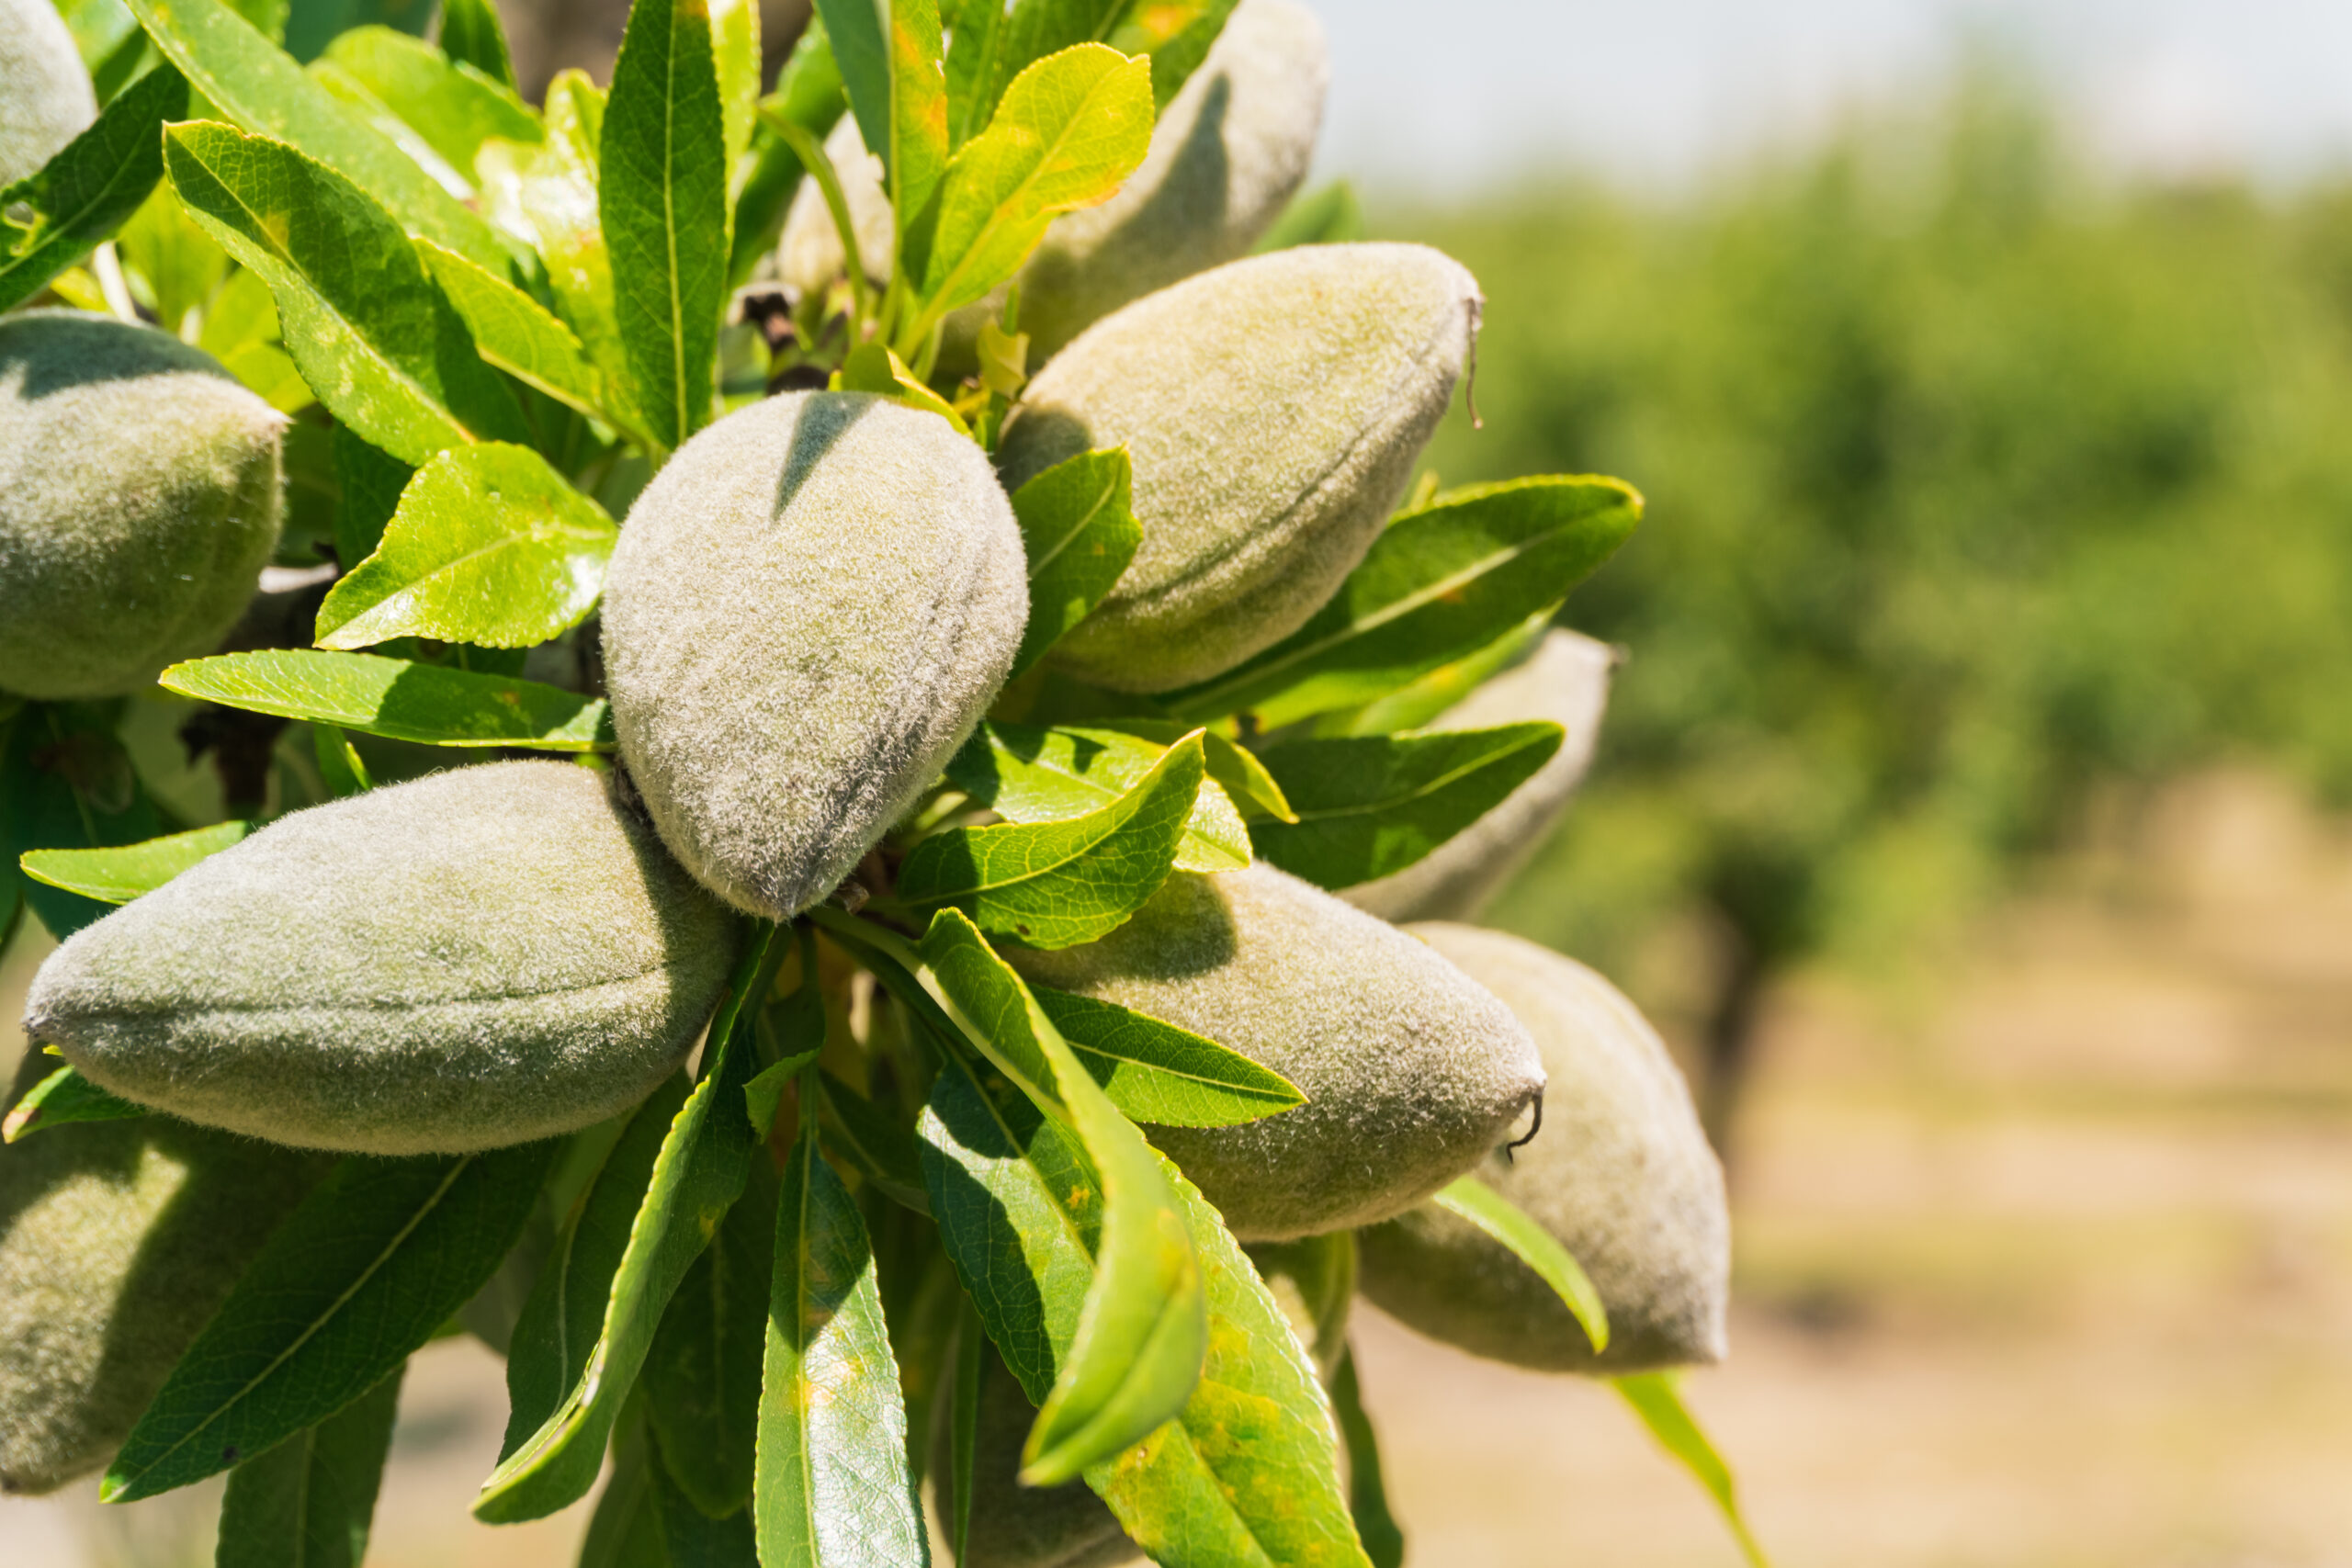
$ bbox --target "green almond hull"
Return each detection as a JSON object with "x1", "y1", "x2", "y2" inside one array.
[
  {"x1": 0, "y1": 1055, "x2": 330, "y2": 1495},
  {"x1": 601, "y1": 391, "x2": 1027, "y2": 920},
  {"x1": 997, "y1": 243, "x2": 1479, "y2": 694},
  {"x1": 25, "y1": 761, "x2": 742, "y2": 1155},
  {"x1": 1013, "y1": 863, "x2": 1542, "y2": 1240},
  {"x1": 1360, "y1": 925, "x2": 1731, "y2": 1375},
  {"x1": 0, "y1": 313, "x2": 285, "y2": 701}
]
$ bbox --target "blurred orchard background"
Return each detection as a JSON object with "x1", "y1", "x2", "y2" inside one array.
[{"x1": 9, "y1": 0, "x2": 2352, "y2": 1563}]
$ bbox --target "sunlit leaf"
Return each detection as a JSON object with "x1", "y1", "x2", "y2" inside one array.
[
  {"x1": 1615, "y1": 1373, "x2": 1771, "y2": 1568},
  {"x1": 603, "y1": 0, "x2": 730, "y2": 451},
  {"x1": 896, "y1": 730, "x2": 1204, "y2": 948},
  {"x1": 474, "y1": 931, "x2": 784, "y2": 1522},
  {"x1": 314, "y1": 443, "x2": 616, "y2": 650},
  {"x1": 163, "y1": 120, "x2": 527, "y2": 467},
  {"x1": 752, "y1": 1120, "x2": 929, "y2": 1566},
  {"x1": 918, "y1": 1049, "x2": 1362, "y2": 1563},
  {"x1": 1005, "y1": 447, "x2": 1142, "y2": 678},
  {"x1": 816, "y1": 0, "x2": 947, "y2": 230},
  {"x1": 17, "y1": 820, "x2": 251, "y2": 905},
  {"x1": 161, "y1": 649, "x2": 615, "y2": 750},
  {"x1": 945, "y1": 720, "x2": 1247, "y2": 874},
  {"x1": 901, "y1": 42, "x2": 1152, "y2": 338},
  {"x1": 2, "y1": 1065, "x2": 148, "y2": 1144},
  {"x1": 1165, "y1": 476, "x2": 1641, "y2": 728},
  {"x1": 122, "y1": 0, "x2": 516, "y2": 274},
  {"x1": 1030, "y1": 984, "x2": 1301, "y2": 1127},
  {"x1": 1250, "y1": 723, "x2": 1566, "y2": 889},
  {"x1": 1433, "y1": 1174, "x2": 1607, "y2": 1353}
]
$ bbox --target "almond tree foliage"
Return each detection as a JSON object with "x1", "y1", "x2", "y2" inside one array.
[
  {"x1": 2, "y1": 1, "x2": 1765, "y2": 1564},
  {"x1": 1411, "y1": 68, "x2": 2352, "y2": 1151}
]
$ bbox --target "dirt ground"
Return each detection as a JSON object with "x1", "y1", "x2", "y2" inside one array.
[{"x1": 5, "y1": 767, "x2": 2349, "y2": 1566}]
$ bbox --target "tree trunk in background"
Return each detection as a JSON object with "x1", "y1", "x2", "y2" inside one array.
[{"x1": 1697, "y1": 919, "x2": 1770, "y2": 1179}]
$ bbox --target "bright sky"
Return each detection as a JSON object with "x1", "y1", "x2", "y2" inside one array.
[{"x1": 1307, "y1": 0, "x2": 2352, "y2": 191}]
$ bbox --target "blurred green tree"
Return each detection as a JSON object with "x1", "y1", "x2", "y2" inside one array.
[{"x1": 1400, "y1": 64, "x2": 2352, "y2": 1153}]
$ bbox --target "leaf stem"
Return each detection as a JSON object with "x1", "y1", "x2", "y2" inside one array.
[{"x1": 758, "y1": 106, "x2": 873, "y2": 334}]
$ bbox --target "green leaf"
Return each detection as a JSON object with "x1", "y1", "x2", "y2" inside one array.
[
  {"x1": 728, "y1": 17, "x2": 845, "y2": 288},
  {"x1": 474, "y1": 930, "x2": 785, "y2": 1523},
  {"x1": 896, "y1": 730, "x2": 1204, "y2": 949},
  {"x1": 1105, "y1": 721, "x2": 1296, "y2": 823},
  {"x1": 645, "y1": 1162, "x2": 775, "y2": 1519},
  {"x1": 712, "y1": 0, "x2": 763, "y2": 186},
  {"x1": 839, "y1": 340, "x2": 970, "y2": 433},
  {"x1": 602, "y1": 0, "x2": 731, "y2": 452},
  {"x1": 214, "y1": 1366, "x2": 404, "y2": 1568},
  {"x1": 813, "y1": 1070, "x2": 929, "y2": 1213},
  {"x1": 332, "y1": 426, "x2": 413, "y2": 568},
  {"x1": 1, "y1": 703, "x2": 161, "y2": 940},
  {"x1": 502, "y1": 1077, "x2": 691, "y2": 1487},
  {"x1": 281, "y1": 0, "x2": 431, "y2": 63},
  {"x1": 17, "y1": 820, "x2": 252, "y2": 905},
  {"x1": 1245, "y1": 1229, "x2": 1355, "y2": 1376},
  {"x1": 650, "y1": 1452, "x2": 760, "y2": 1563},
  {"x1": 478, "y1": 73, "x2": 638, "y2": 431},
  {"x1": 1312, "y1": 611, "x2": 1550, "y2": 739},
  {"x1": 901, "y1": 42, "x2": 1153, "y2": 339},
  {"x1": 752, "y1": 1125, "x2": 930, "y2": 1566},
  {"x1": 321, "y1": 26, "x2": 541, "y2": 185},
  {"x1": 123, "y1": 0, "x2": 516, "y2": 274},
  {"x1": 1005, "y1": 447, "x2": 1142, "y2": 679},
  {"x1": 1250, "y1": 723, "x2": 1566, "y2": 890},
  {"x1": 313, "y1": 444, "x2": 616, "y2": 650},
  {"x1": 1254, "y1": 177, "x2": 1366, "y2": 252},
  {"x1": 2, "y1": 1064, "x2": 149, "y2": 1144},
  {"x1": 0, "y1": 62, "x2": 187, "y2": 312},
  {"x1": 941, "y1": 0, "x2": 1007, "y2": 149},
  {"x1": 578, "y1": 1408, "x2": 669, "y2": 1568},
  {"x1": 1331, "y1": 1348, "x2": 1405, "y2": 1568},
  {"x1": 413, "y1": 240, "x2": 609, "y2": 423},
  {"x1": 1432, "y1": 1174, "x2": 1608, "y2": 1353},
  {"x1": 311, "y1": 723, "x2": 372, "y2": 796},
  {"x1": 1614, "y1": 1373, "x2": 1771, "y2": 1568},
  {"x1": 161, "y1": 649, "x2": 616, "y2": 750},
  {"x1": 945, "y1": 720, "x2": 1247, "y2": 874},
  {"x1": 102, "y1": 1142, "x2": 560, "y2": 1503},
  {"x1": 164, "y1": 120, "x2": 527, "y2": 467},
  {"x1": 816, "y1": 0, "x2": 948, "y2": 233},
  {"x1": 1165, "y1": 476, "x2": 1643, "y2": 728},
  {"x1": 917, "y1": 1050, "x2": 1363, "y2": 1563},
  {"x1": 1104, "y1": 0, "x2": 1238, "y2": 109},
  {"x1": 436, "y1": 0, "x2": 516, "y2": 88},
  {"x1": 1029, "y1": 985, "x2": 1301, "y2": 1127},
  {"x1": 913, "y1": 912, "x2": 1204, "y2": 1485}
]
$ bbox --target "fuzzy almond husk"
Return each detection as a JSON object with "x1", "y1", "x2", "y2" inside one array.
[
  {"x1": 600, "y1": 391, "x2": 1027, "y2": 920},
  {"x1": 1342, "y1": 630, "x2": 1615, "y2": 922},
  {"x1": 0, "y1": 0, "x2": 96, "y2": 186},
  {"x1": 995, "y1": 243, "x2": 1479, "y2": 693},
  {"x1": 931, "y1": 1346, "x2": 1140, "y2": 1568},
  {"x1": 0, "y1": 311, "x2": 286, "y2": 701},
  {"x1": 1359, "y1": 926, "x2": 1730, "y2": 1374},
  {"x1": 0, "y1": 1053, "x2": 331, "y2": 1495},
  {"x1": 25, "y1": 761, "x2": 742, "y2": 1156},
  {"x1": 1012, "y1": 863, "x2": 1543, "y2": 1241}
]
